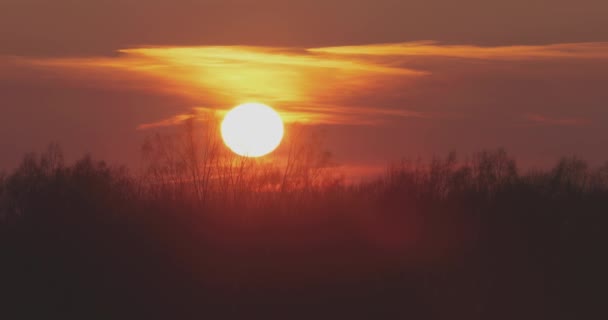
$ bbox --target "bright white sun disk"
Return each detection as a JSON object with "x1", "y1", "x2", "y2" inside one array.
[{"x1": 221, "y1": 103, "x2": 284, "y2": 157}]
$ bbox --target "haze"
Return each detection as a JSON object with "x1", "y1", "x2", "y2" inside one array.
[{"x1": 1, "y1": 0, "x2": 608, "y2": 174}]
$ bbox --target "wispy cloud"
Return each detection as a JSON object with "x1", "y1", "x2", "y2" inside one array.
[
  {"x1": 138, "y1": 103, "x2": 435, "y2": 130},
  {"x1": 8, "y1": 41, "x2": 608, "y2": 130},
  {"x1": 310, "y1": 42, "x2": 608, "y2": 60},
  {"x1": 524, "y1": 113, "x2": 590, "y2": 127},
  {"x1": 136, "y1": 113, "x2": 196, "y2": 130},
  {"x1": 21, "y1": 45, "x2": 429, "y2": 127}
]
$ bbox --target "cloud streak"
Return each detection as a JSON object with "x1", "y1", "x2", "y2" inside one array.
[
  {"x1": 2, "y1": 40, "x2": 608, "y2": 172},
  {"x1": 7, "y1": 41, "x2": 608, "y2": 130},
  {"x1": 310, "y1": 42, "x2": 608, "y2": 60}
]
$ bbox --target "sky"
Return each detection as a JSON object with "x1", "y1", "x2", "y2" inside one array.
[{"x1": 1, "y1": 0, "x2": 608, "y2": 176}]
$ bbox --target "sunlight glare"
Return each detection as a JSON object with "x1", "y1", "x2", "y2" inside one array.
[{"x1": 221, "y1": 103, "x2": 284, "y2": 157}]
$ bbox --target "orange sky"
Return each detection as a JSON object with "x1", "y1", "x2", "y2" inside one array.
[{"x1": 1, "y1": 0, "x2": 608, "y2": 175}]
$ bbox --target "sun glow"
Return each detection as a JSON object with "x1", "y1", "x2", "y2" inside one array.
[{"x1": 221, "y1": 103, "x2": 284, "y2": 157}]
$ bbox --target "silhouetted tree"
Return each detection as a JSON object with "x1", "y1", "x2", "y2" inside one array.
[{"x1": 1, "y1": 142, "x2": 607, "y2": 319}]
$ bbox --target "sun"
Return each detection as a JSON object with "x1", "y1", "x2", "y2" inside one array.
[{"x1": 221, "y1": 103, "x2": 284, "y2": 157}]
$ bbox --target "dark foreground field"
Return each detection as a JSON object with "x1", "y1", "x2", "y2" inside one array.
[{"x1": 1, "y1": 146, "x2": 606, "y2": 319}]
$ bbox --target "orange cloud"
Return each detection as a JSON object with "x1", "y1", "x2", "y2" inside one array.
[
  {"x1": 310, "y1": 42, "x2": 608, "y2": 60},
  {"x1": 22, "y1": 45, "x2": 428, "y2": 127},
  {"x1": 11, "y1": 41, "x2": 608, "y2": 130}
]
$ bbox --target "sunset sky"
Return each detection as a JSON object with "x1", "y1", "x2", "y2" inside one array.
[{"x1": 2, "y1": 0, "x2": 608, "y2": 175}]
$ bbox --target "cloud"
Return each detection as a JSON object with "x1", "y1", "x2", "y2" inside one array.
[
  {"x1": 18, "y1": 45, "x2": 429, "y2": 127},
  {"x1": 137, "y1": 113, "x2": 196, "y2": 130},
  {"x1": 138, "y1": 103, "x2": 435, "y2": 130},
  {"x1": 310, "y1": 42, "x2": 608, "y2": 60},
  {"x1": 5, "y1": 41, "x2": 608, "y2": 131},
  {"x1": 2, "y1": 40, "x2": 608, "y2": 171}
]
